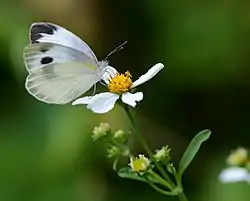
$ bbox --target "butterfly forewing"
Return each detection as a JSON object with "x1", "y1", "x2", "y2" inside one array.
[
  {"x1": 29, "y1": 22, "x2": 98, "y2": 63},
  {"x1": 24, "y1": 43, "x2": 97, "y2": 73}
]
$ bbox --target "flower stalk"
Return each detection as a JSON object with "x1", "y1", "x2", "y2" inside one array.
[
  {"x1": 177, "y1": 192, "x2": 188, "y2": 201},
  {"x1": 124, "y1": 106, "x2": 175, "y2": 187},
  {"x1": 123, "y1": 106, "x2": 190, "y2": 201}
]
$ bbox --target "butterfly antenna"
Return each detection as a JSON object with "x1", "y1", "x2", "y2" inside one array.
[{"x1": 105, "y1": 41, "x2": 128, "y2": 60}]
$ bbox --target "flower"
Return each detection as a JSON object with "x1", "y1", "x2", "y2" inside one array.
[
  {"x1": 227, "y1": 147, "x2": 248, "y2": 166},
  {"x1": 129, "y1": 154, "x2": 150, "y2": 173},
  {"x1": 219, "y1": 167, "x2": 250, "y2": 183},
  {"x1": 72, "y1": 63, "x2": 164, "y2": 113},
  {"x1": 92, "y1": 122, "x2": 110, "y2": 141}
]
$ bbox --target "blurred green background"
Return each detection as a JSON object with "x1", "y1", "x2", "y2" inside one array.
[{"x1": 1, "y1": 0, "x2": 250, "y2": 200}]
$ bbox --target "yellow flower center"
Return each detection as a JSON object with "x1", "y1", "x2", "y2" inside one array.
[
  {"x1": 129, "y1": 155, "x2": 150, "y2": 173},
  {"x1": 108, "y1": 71, "x2": 132, "y2": 94},
  {"x1": 227, "y1": 147, "x2": 248, "y2": 166},
  {"x1": 132, "y1": 158, "x2": 147, "y2": 172}
]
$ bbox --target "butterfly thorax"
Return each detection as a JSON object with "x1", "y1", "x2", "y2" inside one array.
[{"x1": 97, "y1": 60, "x2": 109, "y2": 79}]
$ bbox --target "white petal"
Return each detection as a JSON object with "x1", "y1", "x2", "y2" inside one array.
[
  {"x1": 132, "y1": 63, "x2": 164, "y2": 88},
  {"x1": 101, "y1": 66, "x2": 119, "y2": 84},
  {"x1": 219, "y1": 167, "x2": 250, "y2": 183},
  {"x1": 72, "y1": 96, "x2": 93, "y2": 105},
  {"x1": 121, "y1": 92, "x2": 143, "y2": 107},
  {"x1": 73, "y1": 92, "x2": 119, "y2": 113}
]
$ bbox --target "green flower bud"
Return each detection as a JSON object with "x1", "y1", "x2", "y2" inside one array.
[
  {"x1": 107, "y1": 146, "x2": 121, "y2": 158},
  {"x1": 113, "y1": 130, "x2": 127, "y2": 142},
  {"x1": 167, "y1": 163, "x2": 176, "y2": 174},
  {"x1": 154, "y1": 145, "x2": 171, "y2": 163}
]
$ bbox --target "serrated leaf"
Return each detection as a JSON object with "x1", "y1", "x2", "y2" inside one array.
[
  {"x1": 178, "y1": 129, "x2": 211, "y2": 177},
  {"x1": 117, "y1": 167, "x2": 161, "y2": 184}
]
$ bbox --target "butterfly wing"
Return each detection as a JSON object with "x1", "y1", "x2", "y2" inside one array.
[
  {"x1": 29, "y1": 22, "x2": 98, "y2": 63},
  {"x1": 24, "y1": 43, "x2": 100, "y2": 104}
]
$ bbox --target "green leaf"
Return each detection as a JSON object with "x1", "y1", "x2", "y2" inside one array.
[
  {"x1": 178, "y1": 129, "x2": 211, "y2": 177},
  {"x1": 117, "y1": 167, "x2": 161, "y2": 184}
]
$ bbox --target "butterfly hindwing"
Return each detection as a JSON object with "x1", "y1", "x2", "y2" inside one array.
[{"x1": 25, "y1": 62, "x2": 99, "y2": 104}]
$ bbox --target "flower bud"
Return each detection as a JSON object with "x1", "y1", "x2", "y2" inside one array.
[
  {"x1": 167, "y1": 163, "x2": 176, "y2": 174},
  {"x1": 154, "y1": 145, "x2": 171, "y2": 163},
  {"x1": 107, "y1": 146, "x2": 121, "y2": 158},
  {"x1": 113, "y1": 130, "x2": 127, "y2": 142},
  {"x1": 92, "y1": 122, "x2": 110, "y2": 141}
]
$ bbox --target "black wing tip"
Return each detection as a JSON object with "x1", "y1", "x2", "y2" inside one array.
[{"x1": 29, "y1": 22, "x2": 58, "y2": 43}]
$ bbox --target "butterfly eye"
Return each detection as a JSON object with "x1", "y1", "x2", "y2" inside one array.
[{"x1": 41, "y1": 57, "x2": 53, "y2": 64}]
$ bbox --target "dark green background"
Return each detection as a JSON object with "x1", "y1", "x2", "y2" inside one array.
[{"x1": 0, "y1": 0, "x2": 249, "y2": 200}]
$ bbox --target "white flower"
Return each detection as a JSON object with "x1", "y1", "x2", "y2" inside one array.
[
  {"x1": 219, "y1": 167, "x2": 250, "y2": 183},
  {"x1": 72, "y1": 63, "x2": 164, "y2": 113}
]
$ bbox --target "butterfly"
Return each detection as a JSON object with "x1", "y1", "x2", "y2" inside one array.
[{"x1": 24, "y1": 22, "x2": 110, "y2": 104}]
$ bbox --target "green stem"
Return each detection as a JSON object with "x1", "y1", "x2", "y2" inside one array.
[
  {"x1": 174, "y1": 172, "x2": 181, "y2": 188},
  {"x1": 175, "y1": 175, "x2": 188, "y2": 201},
  {"x1": 145, "y1": 179, "x2": 176, "y2": 196},
  {"x1": 123, "y1": 106, "x2": 175, "y2": 189},
  {"x1": 177, "y1": 192, "x2": 188, "y2": 201},
  {"x1": 110, "y1": 138, "x2": 133, "y2": 157},
  {"x1": 149, "y1": 170, "x2": 173, "y2": 189}
]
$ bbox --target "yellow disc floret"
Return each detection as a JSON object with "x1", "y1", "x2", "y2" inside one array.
[
  {"x1": 129, "y1": 154, "x2": 150, "y2": 173},
  {"x1": 108, "y1": 71, "x2": 132, "y2": 94}
]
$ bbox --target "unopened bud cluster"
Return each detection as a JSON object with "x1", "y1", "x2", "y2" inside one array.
[
  {"x1": 92, "y1": 122, "x2": 111, "y2": 141},
  {"x1": 92, "y1": 122, "x2": 130, "y2": 160},
  {"x1": 92, "y1": 124, "x2": 177, "y2": 180}
]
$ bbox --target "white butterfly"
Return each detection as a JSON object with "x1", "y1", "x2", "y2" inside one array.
[{"x1": 24, "y1": 22, "x2": 109, "y2": 104}]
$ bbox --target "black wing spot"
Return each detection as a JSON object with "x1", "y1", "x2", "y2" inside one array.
[{"x1": 41, "y1": 57, "x2": 53, "y2": 64}]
